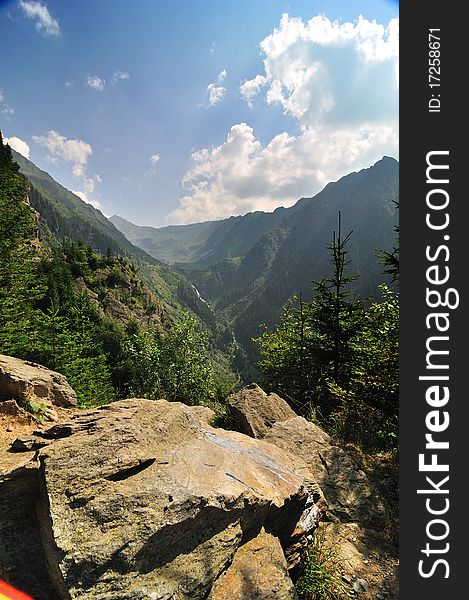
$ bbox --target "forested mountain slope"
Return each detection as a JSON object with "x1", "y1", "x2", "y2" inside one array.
[
  {"x1": 111, "y1": 205, "x2": 295, "y2": 268},
  {"x1": 184, "y1": 158, "x2": 398, "y2": 348}
]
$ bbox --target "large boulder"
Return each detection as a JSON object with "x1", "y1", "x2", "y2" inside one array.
[
  {"x1": 228, "y1": 386, "x2": 385, "y2": 525},
  {"x1": 209, "y1": 529, "x2": 298, "y2": 599},
  {"x1": 227, "y1": 386, "x2": 392, "y2": 599},
  {"x1": 0, "y1": 459, "x2": 59, "y2": 599},
  {"x1": 35, "y1": 399, "x2": 319, "y2": 599},
  {"x1": 263, "y1": 418, "x2": 386, "y2": 525},
  {"x1": 0, "y1": 355, "x2": 77, "y2": 420},
  {"x1": 227, "y1": 384, "x2": 297, "y2": 438}
]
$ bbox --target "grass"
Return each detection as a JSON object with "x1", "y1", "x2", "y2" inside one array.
[{"x1": 296, "y1": 526, "x2": 352, "y2": 600}]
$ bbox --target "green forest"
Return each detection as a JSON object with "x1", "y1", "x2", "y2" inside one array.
[
  {"x1": 1, "y1": 131, "x2": 398, "y2": 452},
  {"x1": 0, "y1": 132, "x2": 225, "y2": 412}
]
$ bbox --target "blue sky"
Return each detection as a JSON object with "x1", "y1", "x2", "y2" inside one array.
[{"x1": 0, "y1": 0, "x2": 398, "y2": 226}]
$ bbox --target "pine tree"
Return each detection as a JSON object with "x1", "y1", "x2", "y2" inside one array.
[
  {"x1": 255, "y1": 213, "x2": 365, "y2": 414},
  {"x1": 309, "y1": 212, "x2": 365, "y2": 390},
  {"x1": 0, "y1": 131, "x2": 44, "y2": 356},
  {"x1": 378, "y1": 200, "x2": 399, "y2": 282}
]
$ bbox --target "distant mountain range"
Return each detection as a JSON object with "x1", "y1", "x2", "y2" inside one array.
[
  {"x1": 110, "y1": 207, "x2": 295, "y2": 269},
  {"x1": 112, "y1": 157, "x2": 399, "y2": 354},
  {"x1": 13, "y1": 148, "x2": 398, "y2": 375}
]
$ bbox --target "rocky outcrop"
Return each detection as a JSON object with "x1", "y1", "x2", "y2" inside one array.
[
  {"x1": 2, "y1": 398, "x2": 318, "y2": 599},
  {"x1": 227, "y1": 384, "x2": 296, "y2": 439},
  {"x1": 1, "y1": 383, "x2": 392, "y2": 599},
  {"x1": 227, "y1": 386, "x2": 394, "y2": 599},
  {"x1": 263, "y1": 418, "x2": 385, "y2": 525},
  {"x1": 0, "y1": 355, "x2": 77, "y2": 421},
  {"x1": 0, "y1": 459, "x2": 59, "y2": 599},
  {"x1": 228, "y1": 386, "x2": 385, "y2": 526},
  {"x1": 209, "y1": 529, "x2": 298, "y2": 599}
]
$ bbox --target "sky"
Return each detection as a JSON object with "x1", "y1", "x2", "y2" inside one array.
[{"x1": 0, "y1": 0, "x2": 398, "y2": 227}]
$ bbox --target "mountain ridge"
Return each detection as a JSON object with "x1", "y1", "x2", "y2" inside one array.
[{"x1": 111, "y1": 156, "x2": 397, "y2": 270}]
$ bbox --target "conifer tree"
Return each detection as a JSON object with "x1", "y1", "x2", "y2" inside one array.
[
  {"x1": 0, "y1": 131, "x2": 44, "y2": 356},
  {"x1": 255, "y1": 213, "x2": 365, "y2": 413}
]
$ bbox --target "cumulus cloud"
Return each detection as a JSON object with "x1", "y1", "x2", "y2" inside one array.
[
  {"x1": 18, "y1": 1, "x2": 60, "y2": 37},
  {"x1": 149, "y1": 154, "x2": 161, "y2": 165},
  {"x1": 112, "y1": 70, "x2": 130, "y2": 84},
  {"x1": 169, "y1": 14, "x2": 398, "y2": 224},
  {"x1": 169, "y1": 121, "x2": 397, "y2": 224},
  {"x1": 206, "y1": 70, "x2": 227, "y2": 107},
  {"x1": 4, "y1": 136, "x2": 30, "y2": 158},
  {"x1": 72, "y1": 190, "x2": 102, "y2": 210},
  {"x1": 86, "y1": 75, "x2": 105, "y2": 91},
  {"x1": 241, "y1": 14, "x2": 398, "y2": 128},
  {"x1": 32, "y1": 130, "x2": 92, "y2": 177},
  {"x1": 240, "y1": 74, "x2": 268, "y2": 108}
]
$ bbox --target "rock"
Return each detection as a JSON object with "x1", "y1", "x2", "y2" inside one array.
[
  {"x1": 37, "y1": 399, "x2": 316, "y2": 599},
  {"x1": 0, "y1": 460, "x2": 59, "y2": 599},
  {"x1": 0, "y1": 355, "x2": 77, "y2": 412},
  {"x1": 0, "y1": 399, "x2": 32, "y2": 424},
  {"x1": 263, "y1": 417, "x2": 385, "y2": 525},
  {"x1": 226, "y1": 386, "x2": 391, "y2": 597},
  {"x1": 227, "y1": 384, "x2": 297, "y2": 438},
  {"x1": 209, "y1": 529, "x2": 298, "y2": 599},
  {"x1": 228, "y1": 386, "x2": 385, "y2": 525},
  {"x1": 189, "y1": 404, "x2": 216, "y2": 425},
  {"x1": 353, "y1": 578, "x2": 369, "y2": 593}
]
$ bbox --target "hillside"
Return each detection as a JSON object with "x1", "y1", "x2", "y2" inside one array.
[
  {"x1": 196, "y1": 157, "x2": 398, "y2": 347},
  {"x1": 6, "y1": 147, "x2": 238, "y2": 389},
  {"x1": 114, "y1": 157, "x2": 399, "y2": 356},
  {"x1": 12, "y1": 149, "x2": 153, "y2": 261},
  {"x1": 12, "y1": 149, "x2": 235, "y2": 338},
  {"x1": 111, "y1": 205, "x2": 294, "y2": 269}
]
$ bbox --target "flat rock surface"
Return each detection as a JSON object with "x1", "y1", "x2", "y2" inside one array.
[{"x1": 38, "y1": 399, "x2": 313, "y2": 599}]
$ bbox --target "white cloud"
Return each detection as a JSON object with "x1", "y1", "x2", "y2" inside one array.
[
  {"x1": 83, "y1": 174, "x2": 102, "y2": 194},
  {"x1": 209, "y1": 42, "x2": 216, "y2": 54},
  {"x1": 206, "y1": 70, "x2": 227, "y2": 107},
  {"x1": 112, "y1": 70, "x2": 130, "y2": 84},
  {"x1": 72, "y1": 190, "x2": 102, "y2": 210},
  {"x1": 240, "y1": 74, "x2": 268, "y2": 108},
  {"x1": 145, "y1": 153, "x2": 161, "y2": 177},
  {"x1": 86, "y1": 76, "x2": 105, "y2": 91},
  {"x1": 207, "y1": 84, "x2": 225, "y2": 106},
  {"x1": 0, "y1": 90, "x2": 14, "y2": 115},
  {"x1": 65, "y1": 81, "x2": 73, "y2": 87},
  {"x1": 18, "y1": 1, "x2": 60, "y2": 37},
  {"x1": 170, "y1": 14, "x2": 398, "y2": 224},
  {"x1": 4, "y1": 136, "x2": 30, "y2": 158},
  {"x1": 32, "y1": 130, "x2": 92, "y2": 177},
  {"x1": 169, "y1": 121, "x2": 397, "y2": 224},
  {"x1": 241, "y1": 14, "x2": 398, "y2": 128}
]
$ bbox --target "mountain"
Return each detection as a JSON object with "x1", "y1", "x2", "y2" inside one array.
[
  {"x1": 110, "y1": 205, "x2": 295, "y2": 269},
  {"x1": 12, "y1": 149, "x2": 153, "y2": 261},
  {"x1": 11, "y1": 149, "x2": 237, "y2": 375},
  {"x1": 113, "y1": 157, "x2": 399, "y2": 359}
]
